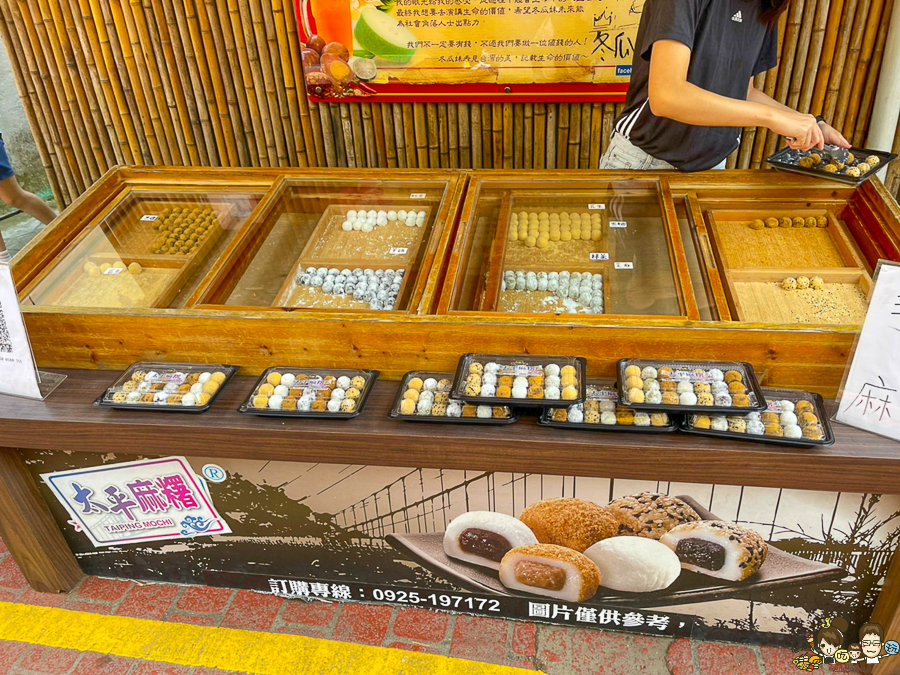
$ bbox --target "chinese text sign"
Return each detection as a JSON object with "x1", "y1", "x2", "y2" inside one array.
[
  {"x1": 836, "y1": 261, "x2": 900, "y2": 442},
  {"x1": 42, "y1": 457, "x2": 232, "y2": 547},
  {"x1": 0, "y1": 263, "x2": 41, "y2": 399}
]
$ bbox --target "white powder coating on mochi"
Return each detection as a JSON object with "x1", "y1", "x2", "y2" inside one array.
[
  {"x1": 584, "y1": 537, "x2": 681, "y2": 593},
  {"x1": 443, "y1": 511, "x2": 538, "y2": 570}
]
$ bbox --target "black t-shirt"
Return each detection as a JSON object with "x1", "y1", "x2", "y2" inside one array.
[{"x1": 613, "y1": 0, "x2": 778, "y2": 171}]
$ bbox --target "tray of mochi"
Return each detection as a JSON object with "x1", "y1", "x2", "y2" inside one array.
[{"x1": 385, "y1": 492, "x2": 845, "y2": 607}]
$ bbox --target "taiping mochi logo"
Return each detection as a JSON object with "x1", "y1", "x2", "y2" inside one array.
[
  {"x1": 616, "y1": 65, "x2": 632, "y2": 77},
  {"x1": 791, "y1": 616, "x2": 898, "y2": 670}
]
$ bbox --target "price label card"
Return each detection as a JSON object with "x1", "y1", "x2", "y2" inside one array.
[
  {"x1": 609, "y1": 221, "x2": 628, "y2": 228},
  {"x1": 140, "y1": 214, "x2": 158, "y2": 222},
  {"x1": 590, "y1": 252, "x2": 609, "y2": 261},
  {"x1": 588, "y1": 203, "x2": 606, "y2": 210},
  {"x1": 614, "y1": 262, "x2": 634, "y2": 270},
  {"x1": 389, "y1": 247, "x2": 409, "y2": 256},
  {"x1": 409, "y1": 193, "x2": 427, "y2": 199},
  {"x1": 102, "y1": 267, "x2": 125, "y2": 275}
]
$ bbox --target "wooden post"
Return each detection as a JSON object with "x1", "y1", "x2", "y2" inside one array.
[
  {"x1": 872, "y1": 546, "x2": 900, "y2": 675},
  {"x1": 0, "y1": 448, "x2": 82, "y2": 593}
]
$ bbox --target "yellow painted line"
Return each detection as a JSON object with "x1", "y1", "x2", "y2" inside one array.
[{"x1": 0, "y1": 601, "x2": 535, "y2": 675}]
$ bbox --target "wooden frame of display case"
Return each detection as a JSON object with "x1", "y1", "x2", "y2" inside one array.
[{"x1": 9, "y1": 167, "x2": 900, "y2": 396}]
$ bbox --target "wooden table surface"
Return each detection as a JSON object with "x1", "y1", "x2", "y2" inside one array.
[{"x1": 2, "y1": 369, "x2": 898, "y2": 494}]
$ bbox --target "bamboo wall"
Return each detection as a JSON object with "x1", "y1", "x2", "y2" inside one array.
[{"x1": 1, "y1": 0, "x2": 899, "y2": 209}]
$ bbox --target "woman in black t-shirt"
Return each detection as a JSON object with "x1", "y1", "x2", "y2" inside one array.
[{"x1": 600, "y1": 0, "x2": 850, "y2": 171}]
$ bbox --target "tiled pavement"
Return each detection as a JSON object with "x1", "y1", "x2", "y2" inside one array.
[{"x1": 0, "y1": 538, "x2": 872, "y2": 674}]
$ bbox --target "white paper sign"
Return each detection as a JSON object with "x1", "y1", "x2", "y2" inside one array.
[
  {"x1": 835, "y1": 261, "x2": 900, "y2": 441},
  {"x1": 609, "y1": 221, "x2": 628, "y2": 228},
  {"x1": 590, "y1": 252, "x2": 609, "y2": 261},
  {"x1": 41, "y1": 456, "x2": 232, "y2": 547},
  {"x1": 140, "y1": 214, "x2": 158, "y2": 222},
  {"x1": 0, "y1": 263, "x2": 41, "y2": 399},
  {"x1": 614, "y1": 262, "x2": 635, "y2": 270},
  {"x1": 588, "y1": 203, "x2": 606, "y2": 210}
]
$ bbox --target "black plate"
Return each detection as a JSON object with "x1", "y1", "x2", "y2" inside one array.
[
  {"x1": 538, "y1": 378, "x2": 680, "y2": 433},
  {"x1": 452, "y1": 353, "x2": 587, "y2": 408},
  {"x1": 767, "y1": 146, "x2": 898, "y2": 185},
  {"x1": 389, "y1": 371, "x2": 519, "y2": 425},
  {"x1": 238, "y1": 367, "x2": 379, "y2": 419},
  {"x1": 681, "y1": 388, "x2": 835, "y2": 448},
  {"x1": 94, "y1": 362, "x2": 238, "y2": 413},
  {"x1": 617, "y1": 359, "x2": 766, "y2": 415},
  {"x1": 386, "y1": 496, "x2": 846, "y2": 607}
]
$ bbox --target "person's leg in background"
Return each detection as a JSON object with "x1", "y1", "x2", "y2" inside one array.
[{"x1": 0, "y1": 134, "x2": 57, "y2": 226}]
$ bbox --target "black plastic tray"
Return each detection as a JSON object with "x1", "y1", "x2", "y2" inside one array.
[
  {"x1": 451, "y1": 353, "x2": 587, "y2": 408},
  {"x1": 616, "y1": 358, "x2": 766, "y2": 415},
  {"x1": 767, "y1": 146, "x2": 897, "y2": 185},
  {"x1": 238, "y1": 367, "x2": 379, "y2": 420},
  {"x1": 389, "y1": 371, "x2": 519, "y2": 425},
  {"x1": 94, "y1": 362, "x2": 238, "y2": 413},
  {"x1": 538, "y1": 378, "x2": 680, "y2": 433},
  {"x1": 681, "y1": 387, "x2": 835, "y2": 448}
]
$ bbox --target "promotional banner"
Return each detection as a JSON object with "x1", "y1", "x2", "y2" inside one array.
[
  {"x1": 25, "y1": 450, "x2": 900, "y2": 648},
  {"x1": 296, "y1": 0, "x2": 639, "y2": 101}
]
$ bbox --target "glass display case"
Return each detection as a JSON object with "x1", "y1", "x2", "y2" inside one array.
[
  {"x1": 22, "y1": 188, "x2": 264, "y2": 310},
  {"x1": 443, "y1": 177, "x2": 704, "y2": 319},
  {"x1": 196, "y1": 176, "x2": 455, "y2": 313}
]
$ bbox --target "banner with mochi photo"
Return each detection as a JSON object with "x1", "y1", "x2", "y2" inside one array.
[{"x1": 21, "y1": 450, "x2": 900, "y2": 646}]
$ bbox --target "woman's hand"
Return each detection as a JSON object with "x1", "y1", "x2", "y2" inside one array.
[
  {"x1": 817, "y1": 121, "x2": 851, "y2": 148},
  {"x1": 767, "y1": 109, "x2": 824, "y2": 151}
]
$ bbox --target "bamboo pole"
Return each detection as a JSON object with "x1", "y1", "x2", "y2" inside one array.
[
  {"x1": 437, "y1": 102, "x2": 449, "y2": 168},
  {"x1": 533, "y1": 102, "x2": 546, "y2": 170},
  {"x1": 324, "y1": 102, "x2": 341, "y2": 167},
  {"x1": 0, "y1": 0, "x2": 65, "y2": 204},
  {"x1": 361, "y1": 102, "x2": 378, "y2": 167},
  {"x1": 556, "y1": 102, "x2": 569, "y2": 169},
  {"x1": 845, "y1": 0, "x2": 887, "y2": 140},
  {"x1": 579, "y1": 102, "x2": 591, "y2": 170},
  {"x1": 522, "y1": 102, "x2": 533, "y2": 169},
  {"x1": 59, "y1": 0, "x2": 117, "y2": 167},
  {"x1": 855, "y1": 0, "x2": 894, "y2": 144},
  {"x1": 480, "y1": 102, "x2": 491, "y2": 168},
  {"x1": 247, "y1": 0, "x2": 287, "y2": 166},
  {"x1": 160, "y1": 0, "x2": 209, "y2": 164},
  {"x1": 833, "y1": 0, "x2": 872, "y2": 131},
  {"x1": 787, "y1": 0, "x2": 815, "y2": 111},
  {"x1": 546, "y1": 103, "x2": 557, "y2": 169},
  {"x1": 812, "y1": 0, "x2": 846, "y2": 114},
  {"x1": 458, "y1": 103, "x2": 470, "y2": 169},
  {"x1": 567, "y1": 102, "x2": 582, "y2": 169},
  {"x1": 513, "y1": 104, "x2": 524, "y2": 169},
  {"x1": 381, "y1": 103, "x2": 397, "y2": 168},
  {"x1": 799, "y1": 0, "x2": 831, "y2": 113},
  {"x1": 470, "y1": 102, "x2": 482, "y2": 170},
  {"x1": 414, "y1": 102, "x2": 430, "y2": 168},
  {"x1": 402, "y1": 103, "x2": 417, "y2": 168},
  {"x1": 18, "y1": 0, "x2": 85, "y2": 192},
  {"x1": 448, "y1": 103, "x2": 459, "y2": 169},
  {"x1": 285, "y1": 0, "x2": 318, "y2": 166},
  {"x1": 823, "y1": 0, "x2": 859, "y2": 121},
  {"x1": 392, "y1": 103, "x2": 407, "y2": 169}
]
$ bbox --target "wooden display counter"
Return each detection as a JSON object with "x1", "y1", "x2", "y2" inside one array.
[{"x1": 10, "y1": 167, "x2": 900, "y2": 396}]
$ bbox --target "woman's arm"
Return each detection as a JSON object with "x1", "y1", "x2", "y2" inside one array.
[
  {"x1": 648, "y1": 40, "x2": 824, "y2": 150},
  {"x1": 747, "y1": 79, "x2": 851, "y2": 147}
]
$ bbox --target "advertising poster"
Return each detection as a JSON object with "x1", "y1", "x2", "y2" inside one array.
[
  {"x1": 296, "y1": 0, "x2": 639, "y2": 101},
  {"x1": 23, "y1": 450, "x2": 900, "y2": 655}
]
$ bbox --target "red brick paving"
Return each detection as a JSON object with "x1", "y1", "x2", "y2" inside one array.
[
  {"x1": 0, "y1": 556, "x2": 27, "y2": 590},
  {"x1": 116, "y1": 583, "x2": 181, "y2": 621},
  {"x1": 667, "y1": 638, "x2": 695, "y2": 675},
  {"x1": 448, "y1": 614, "x2": 511, "y2": 665},
  {"x1": 386, "y1": 641, "x2": 442, "y2": 655},
  {"x1": 62, "y1": 599, "x2": 114, "y2": 615},
  {"x1": 760, "y1": 645, "x2": 804, "y2": 675},
  {"x1": 166, "y1": 613, "x2": 219, "y2": 627},
  {"x1": 76, "y1": 576, "x2": 133, "y2": 603},
  {"x1": 332, "y1": 602, "x2": 394, "y2": 646},
  {"x1": 0, "y1": 640, "x2": 29, "y2": 675},
  {"x1": 391, "y1": 607, "x2": 450, "y2": 643},
  {"x1": 72, "y1": 651, "x2": 135, "y2": 674},
  {"x1": 535, "y1": 624, "x2": 569, "y2": 666},
  {"x1": 175, "y1": 586, "x2": 233, "y2": 615},
  {"x1": 131, "y1": 661, "x2": 192, "y2": 675},
  {"x1": 218, "y1": 589, "x2": 282, "y2": 632},
  {"x1": 696, "y1": 642, "x2": 759, "y2": 673},
  {"x1": 512, "y1": 622, "x2": 536, "y2": 657},
  {"x1": 280, "y1": 598, "x2": 339, "y2": 627},
  {"x1": 19, "y1": 644, "x2": 82, "y2": 674}
]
